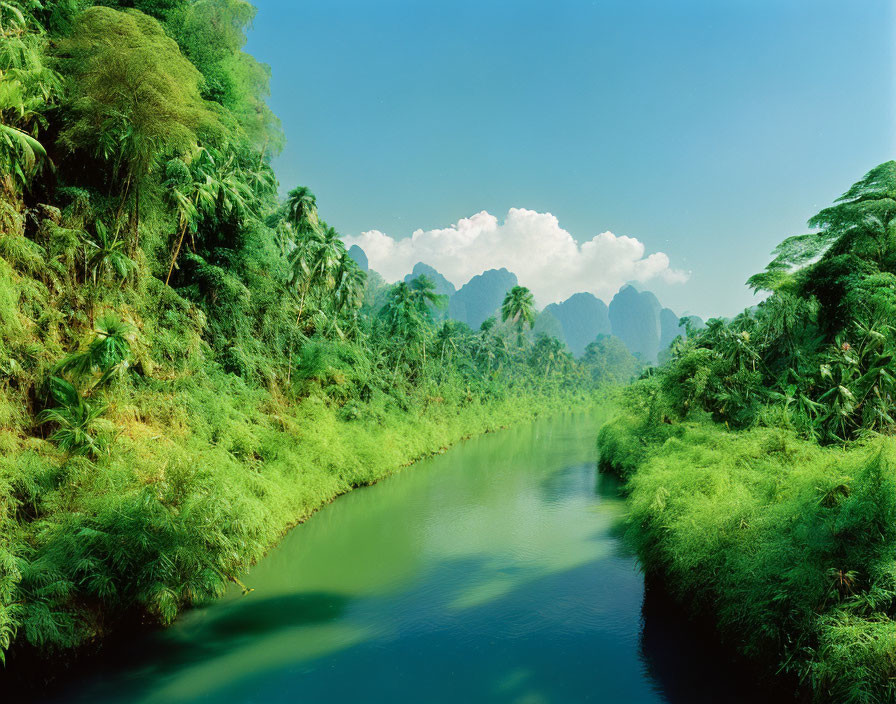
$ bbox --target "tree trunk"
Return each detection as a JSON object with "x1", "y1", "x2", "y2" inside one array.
[
  {"x1": 296, "y1": 285, "x2": 308, "y2": 327},
  {"x1": 286, "y1": 329, "x2": 294, "y2": 388},
  {"x1": 392, "y1": 348, "x2": 405, "y2": 383},
  {"x1": 115, "y1": 171, "x2": 132, "y2": 233},
  {"x1": 165, "y1": 220, "x2": 189, "y2": 286},
  {"x1": 131, "y1": 185, "x2": 141, "y2": 256}
]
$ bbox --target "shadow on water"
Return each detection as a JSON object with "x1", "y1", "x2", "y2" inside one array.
[
  {"x1": 199, "y1": 591, "x2": 351, "y2": 640},
  {"x1": 6, "y1": 414, "x2": 806, "y2": 703},
  {"x1": 8, "y1": 591, "x2": 352, "y2": 704},
  {"x1": 593, "y1": 471, "x2": 639, "y2": 560},
  {"x1": 638, "y1": 579, "x2": 799, "y2": 703},
  {"x1": 594, "y1": 470, "x2": 623, "y2": 500}
]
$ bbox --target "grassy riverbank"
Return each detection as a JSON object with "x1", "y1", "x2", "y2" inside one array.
[
  {"x1": 600, "y1": 391, "x2": 896, "y2": 702},
  {"x1": 0, "y1": 0, "x2": 633, "y2": 670},
  {"x1": 600, "y1": 408, "x2": 896, "y2": 702},
  {"x1": 3, "y1": 374, "x2": 583, "y2": 669},
  {"x1": 597, "y1": 161, "x2": 896, "y2": 702}
]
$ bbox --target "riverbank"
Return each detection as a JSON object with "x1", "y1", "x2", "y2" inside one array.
[
  {"x1": 598, "y1": 409, "x2": 896, "y2": 703},
  {"x1": 1, "y1": 368, "x2": 590, "y2": 679},
  {"x1": 1, "y1": 1, "x2": 631, "y2": 681},
  {"x1": 17, "y1": 411, "x2": 796, "y2": 704}
]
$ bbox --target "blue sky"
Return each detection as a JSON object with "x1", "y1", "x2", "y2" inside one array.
[{"x1": 245, "y1": 0, "x2": 895, "y2": 318}]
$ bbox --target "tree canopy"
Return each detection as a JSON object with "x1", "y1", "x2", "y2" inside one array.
[
  {"x1": 639, "y1": 161, "x2": 896, "y2": 443},
  {"x1": 57, "y1": 7, "x2": 224, "y2": 182},
  {"x1": 501, "y1": 285, "x2": 536, "y2": 344}
]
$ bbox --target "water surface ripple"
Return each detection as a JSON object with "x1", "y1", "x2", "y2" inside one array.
[{"x1": 39, "y1": 413, "x2": 793, "y2": 703}]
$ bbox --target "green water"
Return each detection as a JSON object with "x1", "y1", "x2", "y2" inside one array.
[{"x1": 39, "y1": 413, "x2": 791, "y2": 703}]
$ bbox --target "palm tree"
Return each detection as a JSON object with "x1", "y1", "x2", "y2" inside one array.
[
  {"x1": 164, "y1": 147, "x2": 247, "y2": 286},
  {"x1": 489, "y1": 334, "x2": 511, "y2": 373},
  {"x1": 56, "y1": 314, "x2": 134, "y2": 385},
  {"x1": 312, "y1": 224, "x2": 345, "y2": 291},
  {"x1": 320, "y1": 253, "x2": 367, "y2": 339},
  {"x1": 163, "y1": 158, "x2": 200, "y2": 285},
  {"x1": 407, "y1": 275, "x2": 447, "y2": 364},
  {"x1": 409, "y1": 275, "x2": 448, "y2": 321},
  {"x1": 38, "y1": 377, "x2": 108, "y2": 457},
  {"x1": 284, "y1": 224, "x2": 322, "y2": 386},
  {"x1": 287, "y1": 227, "x2": 318, "y2": 286},
  {"x1": 288, "y1": 222, "x2": 344, "y2": 327},
  {"x1": 334, "y1": 254, "x2": 366, "y2": 314},
  {"x1": 271, "y1": 218, "x2": 293, "y2": 258},
  {"x1": 84, "y1": 221, "x2": 134, "y2": 285},
  {"x1": 530, "y1": 334, "x2": 565, "y2": 378},
  {"x1": 285, "y1": 185, "x2": 319, "y2": 236},
  {"x1": 285, "y1": 219, "x2": 351, "y2": 383},
  {"x1": 380, "y1": 282, "x2": 429, "y2": 375},
  {"x1": 501, "y1": 285, "x2": 536, "y2": 347},
  {"x1": 436, "y1": 320, "x2": 460, "y2": 365},
  {"x1": 381, "y1": 283, "x2": 423, "y2": 340}
]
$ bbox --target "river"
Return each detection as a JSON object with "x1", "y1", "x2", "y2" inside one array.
[{"x1": 37, "y1": 413, "x2": 792, "y2": 703}]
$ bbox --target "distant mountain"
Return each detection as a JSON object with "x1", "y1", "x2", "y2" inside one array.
[
  {"x1": 404, "y1": 262, "x2": 456, "y2": 298},
  {"x1": 608, "y1": 285, "x2": 663, "y2": 363},
  {"x1": 659, "y1": 307, "x2": 686, "y2": 350},
  {"x1": 543, "y1": 292, "x2": 611, "y2": 356},
  {"x1": 404, "y1": 262, "x2": 455, "y2": 320},
  {"x1": 347, "y1": 245, "x2": 368, "y2": 272},
  {"x1": 531, "y1": 307, "x2": 565, "y2": 341},
  {"x1": 367, "y1": 255, "x2": 700, "y2": 364},
  {"x1": 684, "y1": 315, "x2": 706, "y2": 331},
  {"x1": 449, "y1": 268, "x2": 518, "y2": 329}
]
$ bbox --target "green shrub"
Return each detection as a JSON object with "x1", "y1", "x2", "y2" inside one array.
[{"x1": 600, "y1": 414, "x2": 896, "y2": 702}]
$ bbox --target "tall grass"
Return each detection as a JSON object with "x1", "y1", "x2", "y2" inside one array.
[
  {"x1": 599, "y1": 409, "x2": 896, "y2": 702},
  {"x1": 1, "y1": 366, "x2": 582, "y2": 662}
]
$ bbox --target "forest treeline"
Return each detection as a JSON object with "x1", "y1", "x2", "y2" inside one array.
[
  {"x1": 0, "y1": 0, "x2": 634, "y2": 668},
  {"x1": 599, "y1": 161, "x2": 896, "y2": 702}
]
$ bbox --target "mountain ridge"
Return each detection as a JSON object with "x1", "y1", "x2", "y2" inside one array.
[{"x1": 351, "y1": 246, "x2": 700, "y2": 361}]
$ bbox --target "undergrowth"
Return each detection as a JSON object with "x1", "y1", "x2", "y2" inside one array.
[
  {"x1": 600, "y1": 383, "x2": 896, "y2": 702},
  {"x1": 2, "y1": 369, "x2": 582, "y2": 661}
]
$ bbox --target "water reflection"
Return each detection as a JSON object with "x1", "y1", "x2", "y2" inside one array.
[
  {"x1": 638, "y1": 581, "x2": 797, "y2": 703},
  {"x1": 12, "y1": 413, "x2": 796, "y2": 703}
]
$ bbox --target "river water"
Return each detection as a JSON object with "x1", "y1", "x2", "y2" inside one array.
[{"x1": 38, "y1": 413, "x2": 791, "y2": 703}]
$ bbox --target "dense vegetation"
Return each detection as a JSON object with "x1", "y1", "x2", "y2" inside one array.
[
  {"x1": 0, "y1": 0, "x2": 637, "y2": 669},
  {"x1": 599, "y1": 161, "x2": 896, "y2": 702}
]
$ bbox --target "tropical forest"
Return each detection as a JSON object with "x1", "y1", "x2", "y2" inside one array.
[{"x1": 0, "y1": 1, "x2": 891, "y2": 703}]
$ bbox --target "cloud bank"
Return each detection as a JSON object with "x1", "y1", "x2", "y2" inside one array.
[{"x1": 344, "y1": 208, "x2": 688, "y2": 305}]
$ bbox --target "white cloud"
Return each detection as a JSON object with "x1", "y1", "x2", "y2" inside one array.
[{"x1": 344, "y1": 208, "x2": 688, "y2": 306}]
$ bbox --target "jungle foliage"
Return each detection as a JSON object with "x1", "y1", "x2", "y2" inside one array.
[
  {"x1": 599, "y1": 162, "x2": 896, "y2": 702},
  {"x1": 640, "y1": 161, "x2": 896, "y2": 444},
  {"x1": 0, "y1": 0, "x2": 629, "y2": 667}
]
